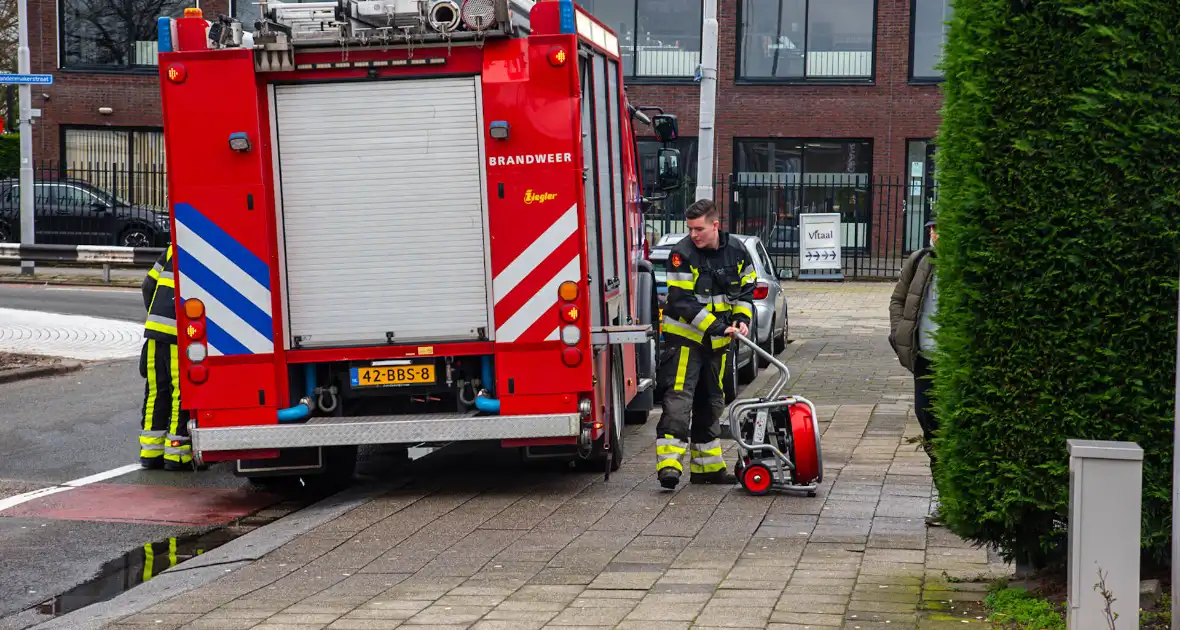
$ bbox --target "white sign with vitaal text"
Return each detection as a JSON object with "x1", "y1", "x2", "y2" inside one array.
[{"x1": 799, "y1": 213, "x2": 842, "y2": 272}]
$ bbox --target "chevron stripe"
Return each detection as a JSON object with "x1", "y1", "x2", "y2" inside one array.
[{"x1": 174, "y1": 203, "x2": 274, "y2": 356}]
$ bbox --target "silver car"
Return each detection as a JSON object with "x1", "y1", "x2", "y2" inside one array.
[{"x1": 648, "y1": 232, "x2": 789, "y2": 400}]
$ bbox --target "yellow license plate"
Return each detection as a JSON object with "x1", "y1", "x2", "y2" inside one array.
[{"x1": 350, "y1": 364, "x2": 436, "y2": 387}]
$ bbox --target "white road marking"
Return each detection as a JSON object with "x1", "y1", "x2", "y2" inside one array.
[
  {"x1": 0, "y1": 463, "x2": 142, "y2": 513},
  {"x1": 44, "y1": 287, "x2": 138, "y2": 293}
]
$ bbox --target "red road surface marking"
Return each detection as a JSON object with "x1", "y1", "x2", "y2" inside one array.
[{"x1": 0, "y1": 483, "x2": 279, "y2": 526}]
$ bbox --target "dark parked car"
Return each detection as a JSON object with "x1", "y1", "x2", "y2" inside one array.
[{"x1": 0, "y1": 178, "x2": 170, "y2": 247}]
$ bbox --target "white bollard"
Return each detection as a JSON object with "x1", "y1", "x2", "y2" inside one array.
[{"x1": 1067, "y1": 439, "x2": 1142, "y2": 630}]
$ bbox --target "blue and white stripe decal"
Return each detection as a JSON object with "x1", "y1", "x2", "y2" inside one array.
[{"x1": 174, "y1": 203, "x2": 274, "y2": 356}]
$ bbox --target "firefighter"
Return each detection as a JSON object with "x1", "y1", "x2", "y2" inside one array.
[
  {"x1": 138, "y1": 245, "x2": 194, "y2": 471},
  {"x1": 655, "y1": 199, "x2": 757, "y2": 489}
]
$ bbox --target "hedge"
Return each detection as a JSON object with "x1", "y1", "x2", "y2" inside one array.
[
  {"x1": 0, "y1": 134, "x2": 17, "y2": 179},
  {"x1": 930, "y1": 0, "x2": 1180, "y2": 566}
]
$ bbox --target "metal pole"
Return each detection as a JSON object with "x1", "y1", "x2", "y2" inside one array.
[
  {"x1": 16, "y1": 0, "x2": 33, "y2": 276},
  {"x1": 694, "y1": 0, "x2": 717, "y2": 202},
  {"x1": 1173, "y1": 263, "x2": 1180, "y2": 630}
]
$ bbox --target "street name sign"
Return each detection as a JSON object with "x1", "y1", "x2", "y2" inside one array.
[{"x1": 0, "y1": 74, "x2": 53, "y2": 85}]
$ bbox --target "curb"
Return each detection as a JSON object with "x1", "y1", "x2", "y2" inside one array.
[
  {"x1": 0, "y1": 361, "x2": 83, "y2": 384},
  {"x1": 29, "y1": 476, "x2": 408, "y2": 630}
]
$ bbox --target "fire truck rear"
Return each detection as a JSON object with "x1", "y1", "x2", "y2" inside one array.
[{"x1": 156, "y1": 0, "x2": 684, "y2": 481}]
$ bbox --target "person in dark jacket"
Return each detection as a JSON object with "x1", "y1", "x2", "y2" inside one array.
[
  {"x1": 139, "y1": 245, "x2": 194, "y2": 471},
  {"x1": 889, "y1": 219, "x2": 942, "y2": 525},
  {"x1": 655, "y1": 199, "x2": 757, "y2": 490}
]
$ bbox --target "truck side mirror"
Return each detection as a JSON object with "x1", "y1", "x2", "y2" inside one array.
[
  {"x1": 651, "y1": 114, "x2": 678, "y2": 143},
  {"x1": 657, "y1": 148, "x2": 682, "y2": 192}
]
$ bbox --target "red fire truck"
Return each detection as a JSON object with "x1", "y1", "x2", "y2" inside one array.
[{"x1": 155, "y1": 0, "x2": 684, "y2": 482}]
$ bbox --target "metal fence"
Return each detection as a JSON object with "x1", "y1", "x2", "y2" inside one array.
[
  {"x1": 3, "y1": 161, "x2": 936, "y2": 280},
  {"x1": 0, "y1": 161, "x2": 170, "y2": 248},
  {"x1": 643, "y1": 175, "x2": 938, "y2": 280}
]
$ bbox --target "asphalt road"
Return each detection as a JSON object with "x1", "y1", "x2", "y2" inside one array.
[
  {"x1": 0, "y1": 288, "x2": 302, "y2": 627},
  {"x1": 0, "y1": 358, "x2": 279, "y2": 624},
  {"x1": 0, "y1": 284, "x2": 144, "y2": 322}
]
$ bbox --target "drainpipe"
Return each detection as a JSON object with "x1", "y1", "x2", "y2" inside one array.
[
  {"x1": 475, "y1": 355, "x2": 500, "y2": 413},
  {"x1": 277, "y1": 364, "x2": 316, "y2": 423}
]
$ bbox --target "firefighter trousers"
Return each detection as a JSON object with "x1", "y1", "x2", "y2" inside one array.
[
  {"x1": 139, "y1": 339, "x2": 192, "y2": 466},
  {"x1": 655, "y1": 340, "x2": 728, "y2": 476}
]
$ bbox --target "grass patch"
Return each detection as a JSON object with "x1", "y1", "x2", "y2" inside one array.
[{"x1": 984, "y1": 587, "x2": 1064, "y2": 629}]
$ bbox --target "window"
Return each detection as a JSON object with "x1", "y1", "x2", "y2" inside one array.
[
  {"x1": 911, "y1": 0, "x2": 951, "y2": 80},
  {"x1": 734, "y1": 139, "x2": 872, "y2": 250},
  {"x1": 738, "y1": 0, "x2": 875, "y2": 81},
  {"x1": 577, "y1": 0, "x2": 702, "y2": 80},
  {"x1": 905, "y1": 139, "x2": 937, "y2": 250},
  {"x1": 61, "y1": 127, "x2": 168, "y2": 210},
  {"x1": 60, "y1": 0, "x2": 191, "y2": 69},
  {"x1": 756, "y1": 241, "x2": 777, "y2": 279}
]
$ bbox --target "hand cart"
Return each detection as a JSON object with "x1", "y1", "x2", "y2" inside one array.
[{"x1": 727, "y1": 332, "x2": 823, "y2": 497}]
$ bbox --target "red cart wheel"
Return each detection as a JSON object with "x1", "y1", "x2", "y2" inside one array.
[
  {"x1": 741, "y1": 463, "x2": 773, "y2": 496},
  {"x1": 789, "y1": 403, "x2": 822, "y2": 485}
]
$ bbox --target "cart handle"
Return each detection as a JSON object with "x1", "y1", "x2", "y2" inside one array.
[{"x1": 731, "y1": 331, "x2": 790, "y2": 400}]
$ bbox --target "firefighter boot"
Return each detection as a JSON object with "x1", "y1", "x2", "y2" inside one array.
[{"x1": 658, "y1": 467, "x2": 681, "y2": 489}]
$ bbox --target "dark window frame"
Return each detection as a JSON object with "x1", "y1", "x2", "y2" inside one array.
[
  {"x1": 59, "y1": 125, "x2": 166, "y2": 170},
  {"x1": 58, "y1": 125, "x2": 169, "y2": 210},
  {"x1": 578, "y1": 0, "x2": 705, "y2": 85},
  {"x1": 731, "y1": 136, "x2": 875, "y2": 183},
  {"x1": 734, "y1": 0, "x2": 879, "y2": 86},
  {"x1": 57, "y1": 0, "x2": 188, "y2": 73},
  {"x1": 908, "y1": 0, "x2": 950, "y2": 83},
  {"x1": 731, "y1": 136, "x2": 875, "y2": 233},
  {"x1": 903, "y1": 137, "x2": 936, "y2": 177}
]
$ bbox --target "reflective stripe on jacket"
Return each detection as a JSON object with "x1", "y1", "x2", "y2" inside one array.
[
  {"x1": 662, "y1": 232, "x2": 757, "y2": 351},
  {"x1": 142, "y1": 245, "x2": 178, "y2": 343}
]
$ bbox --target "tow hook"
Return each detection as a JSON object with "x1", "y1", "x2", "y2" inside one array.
[{"x1": 316, "y1": 385, "x2": 339, "y2": 413}]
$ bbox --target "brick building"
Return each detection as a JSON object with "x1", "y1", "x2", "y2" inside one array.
[{"x1": 29, "y1": 0, "x2": 949, "y2": 256}]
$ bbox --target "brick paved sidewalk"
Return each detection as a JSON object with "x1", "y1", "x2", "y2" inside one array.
[{"x1": 96, "y1": 282, "x2": 1012, "y2": 630}]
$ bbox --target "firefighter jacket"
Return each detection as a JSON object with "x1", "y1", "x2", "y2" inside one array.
[
  {"x1": 662, "y1": 231, "x2": 758, "y2": 352},
  {"x1": 142, "y1": 245, "x2": 178, "y2": 343}
]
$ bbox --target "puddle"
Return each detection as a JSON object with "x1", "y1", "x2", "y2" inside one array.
[
  {"x1": 36, "y1": 528, "x2": 237, "y2": 616},
  {"x1": 31, "y1": 443, "x2": 439, "y2": 618}
]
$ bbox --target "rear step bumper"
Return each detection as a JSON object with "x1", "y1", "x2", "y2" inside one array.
[{"x1": 191, "y1": 412, "x2": 581, "y2": 452}]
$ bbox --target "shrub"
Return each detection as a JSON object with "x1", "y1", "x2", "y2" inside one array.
[
  {"x1": 0, "y1": 134, "x2": 18, "y2": 179},
  {"x1": 930, "y1": 0, "x2": 1180, "y2": 566}
]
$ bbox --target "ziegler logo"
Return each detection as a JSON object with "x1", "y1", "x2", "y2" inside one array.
[
  {"x1": 524, "y1": 189, "x2": 557, "y2": 204},
  {"x1": 488, "y1": 153, "x2": 573, "y2": 166}
]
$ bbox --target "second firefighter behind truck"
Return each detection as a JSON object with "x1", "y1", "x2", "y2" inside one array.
[
  {"x1": 656, "y1": 199, "x2": 757, "y2": 489},
  {"x1": 139, "y1": 245, "x2": 195, "y2": 471}
]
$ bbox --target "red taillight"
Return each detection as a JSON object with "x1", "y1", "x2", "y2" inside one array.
[
  {"x1": 188, "y1": 364, "x2": 209, "y2": 384},
  {"x1": 561, "y1": 347, "x2": 582, "y2": 366},
  {"x1": 560, "y1": 303, "x2": 579, "y2": 323},
  {"x1": 753, "y1": 282, "x2": 769, "y2": 300}
]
